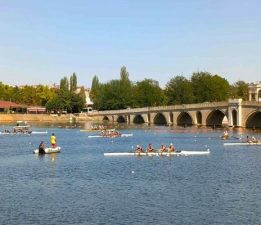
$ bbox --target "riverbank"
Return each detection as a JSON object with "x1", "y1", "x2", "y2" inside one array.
[{"x1": 0, "y1": 113, "x2": 98, "y2": 123}]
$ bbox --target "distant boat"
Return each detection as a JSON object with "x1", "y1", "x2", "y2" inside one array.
[
  {"x1": 13, "y1": 121, "x2": 31, "y2": 134},
  {"x1": 88, "y1": 129, "x2": 133, "y2": 138},
  {"x1": 1, "y1": 122, "x2": 48, "y2": 135}
]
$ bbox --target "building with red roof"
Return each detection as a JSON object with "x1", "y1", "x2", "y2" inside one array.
[{"x1": 0, "y1": 101, "x2": 27, "y2": 113}]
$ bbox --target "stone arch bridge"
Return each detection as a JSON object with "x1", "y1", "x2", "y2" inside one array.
[{"x1": 90, "y1": 99, "x2": 261, "y2": 128}]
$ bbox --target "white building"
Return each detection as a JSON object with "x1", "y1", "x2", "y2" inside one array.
[
  {"x1": 248, "y1": 82, "x2": 261, "y2": 102},
  {"x1": 75, "y1": 87, "x2": 94, "y2": 112}
]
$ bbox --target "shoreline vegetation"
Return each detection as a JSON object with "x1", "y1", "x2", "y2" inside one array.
[{"x1": 0, "y1": 113, "x2": 97, "y2": 123}]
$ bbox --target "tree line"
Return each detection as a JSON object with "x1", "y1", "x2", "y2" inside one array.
[
  {"x1": 0, "y1": 67, "x2": 249, "y2": 112},
  {"x1": 0, "y1": 72, "x2": 86, "y2": 113},
  {"x1": 90, "y1": 66, "x2": 249, "y2": 110}
]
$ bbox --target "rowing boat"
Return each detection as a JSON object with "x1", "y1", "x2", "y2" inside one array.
[
  {"x1": 88, "y1": 133, "x2": 133, "y2": 138},
  {"x1": 34, "y1": 146, "x2": 61, "y2": 154},
  {"x1": 104, "y1": 150, "x2": 210, "y2": 156},
  {"x1": 32, "y1": 131, "x2": 48, "y2": 134},
  {"x1": 224, "y1": 142, "x2": 261, "y2": 146},
  {"x1": 0, "y1": 131, "x2": 48, "y2": 135}
]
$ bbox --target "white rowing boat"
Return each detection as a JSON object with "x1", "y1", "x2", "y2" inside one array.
[
  {"x1": 0, "y1": 130, "x2": 48, "y2": 135},
  {"x1": 104, "y1": 150, "x2": 210, "y2": 156},
  {"x1": 32, "y1": 131, "x2": 48, "y2": 134},
  {"x1": 88, "y1": 133, "x2": 133, "y2": 138},
  {"x1": 224, "y1": 142, "x2": 261, "y2": 146},
  {"x1": 34, "y1": 146, "x2": 61, "y2": 154}
]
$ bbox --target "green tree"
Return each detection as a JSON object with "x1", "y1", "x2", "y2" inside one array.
[
  {"x1": 165, "y1": 76, "x2": 194, "y2": 104},
  {"x1": 98, "y1": 80, "x2": 125, "y2": 110},
  {"x1": 35, "y1": 85, "x2": 56, "y2": 106},
  {"x1": 19, "y1": 85, "x2": 37, "y2": 105},
  {"x1": 70, "y1": 72, "x2": 77, "y2": 92},
  {"x1": 133, "y1": 79, "x2": 166, "y2": 107},
  {"x1": 119, "y1": 66, "x2": 133, "y2": 108},
  {"x1": 45, "y1": 95, "x2": 63, "y2": 113},
  {"x1": 191, "y1": 72, "x2": 230, "y2": 102},
  {"x1": 230, "y1": 80, "x2": 249, "y2": 100},
  {"x1": 60, "y1": 77, "x2": 69, "y2": 92},
  {"x1": 90, "y1": 75, "x2": 100, "y2": 109}
]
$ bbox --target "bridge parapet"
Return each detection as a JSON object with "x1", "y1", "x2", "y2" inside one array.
[{"x1": 91, "y1": 102, "x2": 229, "y2": 116}]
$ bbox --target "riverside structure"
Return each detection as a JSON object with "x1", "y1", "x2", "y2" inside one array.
[{"x1": 89, "y1": 99, "x2": 261, "y2": 128}]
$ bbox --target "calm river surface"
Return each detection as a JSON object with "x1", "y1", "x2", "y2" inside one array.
[{"x1": 1, "y1": 123, "x2": 261, "y2": 225}]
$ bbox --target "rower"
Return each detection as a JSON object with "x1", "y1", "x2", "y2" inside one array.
[
  {"x1": 222, "y1": 130, "x2": 229, "y2": 139},
  {"x1": 168, "y1": 143, "x2": 175, "y2": 152},
  {"x1": 146, "y1": 144, "x2": 154, "y2": 152},
  {"x1": 136, "y1": 145, "x2": 143, "y2": 153},
  {"x1": 159, "y1": 144, "x2": 167, "y2": 153},
  {"x1": 246, "y1": 136, "x2": 252, "y2": 143},
  {"x1": 251, "y1": 136, "x2": 257, "y2": 143}
]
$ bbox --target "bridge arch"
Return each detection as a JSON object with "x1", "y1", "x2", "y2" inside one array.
[
  {"x1": 103, "y1": 116, "x2": 110, "y2": 121},
  {"x1": 153, "y1": 113, "x2": 167, "y2": 125},
  {"x1": 245, "y1": 111, "x2": 261, "y2": 128},
  {"x1": 133, "y1": 115, "x2": 145, "y2": 124},
  {"x1": 177, "y1": 112, "x2": 193, "y2": 127},
  {"x1": 232, "y1": 109, "x2": 237, "y2": 126},
  {"x1": 196, "y1": 111, "x2": 202, "y2": 125},
  {"x1": 206, "y1": 109, "x2": 227, "y2": 127},
  {"x1": 116, "y1": 115, "x2": 126, "y2": 123},
  {"x1": 169, "y1": 112, "x2": 173, "y2": 124}
]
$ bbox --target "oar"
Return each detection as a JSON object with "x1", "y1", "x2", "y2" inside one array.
[{"x1": 231, "y1": 136, "x2": 240, "y2": 139}]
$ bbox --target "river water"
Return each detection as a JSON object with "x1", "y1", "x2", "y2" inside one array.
[{"x1": 1, "y1": 123, "x2": 261, "y2": 225}]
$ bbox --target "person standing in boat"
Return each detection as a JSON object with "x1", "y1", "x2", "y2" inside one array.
[
  {"x1": 38, "y1": 141, "x2": 45, "y2": 154},
  {"x1": 50, "y1": 133, "x2": 57, "y2": 148}
]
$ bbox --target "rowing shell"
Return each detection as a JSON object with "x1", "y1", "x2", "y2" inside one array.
[
  {"x1": 34, "y1": 146, "x2": 61, "y2": 154},
  {"x1": 224, "y1": 142, "x2": 261, "y2": 146},
  {"x1": 104, "y1": 150, "x2": 210, "y2": 156},
  {"x1": 32, "y1": 131, "x2": 48, "y2": 134},
  {"x1": 88, "y1": 134, "x2": 133, "y2": 138},
  {"x1": 0, "y1": 131, "x2": 48, "y2": 135}
]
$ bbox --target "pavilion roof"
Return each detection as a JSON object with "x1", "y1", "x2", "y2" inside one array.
[{"x1": 0, "y1": 100, "x2": 26, "y2": 108}]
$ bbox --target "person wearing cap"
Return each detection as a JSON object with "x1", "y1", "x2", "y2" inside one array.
[
  {"x1": 136, "y1": 145, "x2": 143, "y2": 153},
  {"x1": 168, "y1": 143, "x2": 175, "y2": 152},
  {"x1": 38, "y1": 141, "x2": 45, "y2": 154},
  {"x1": 50, "y1": 133, "x2": 57, "y2": 148}
]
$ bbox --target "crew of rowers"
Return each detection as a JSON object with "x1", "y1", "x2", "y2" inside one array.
[
  {"x1": 136, "y1": 143, "x2": 175, "y2": 153},
  {"x1": 100, "y1": 129, "x2": 121, "y2": 137},
  {"x1": 1, "y1": 129, "x2": 32, "y2": 134},
  {"x1": 246, "y1": 135, "x2": 261, "y2": 143}
]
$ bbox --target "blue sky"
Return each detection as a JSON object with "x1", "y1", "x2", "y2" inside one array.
[{"x1": 0, "y1": 0, "x2": 260, "y2": 88}]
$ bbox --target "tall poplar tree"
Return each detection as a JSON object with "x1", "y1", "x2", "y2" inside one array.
[{"x1": 70, "y1": 72, "x2": 77, "y2": 92}]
